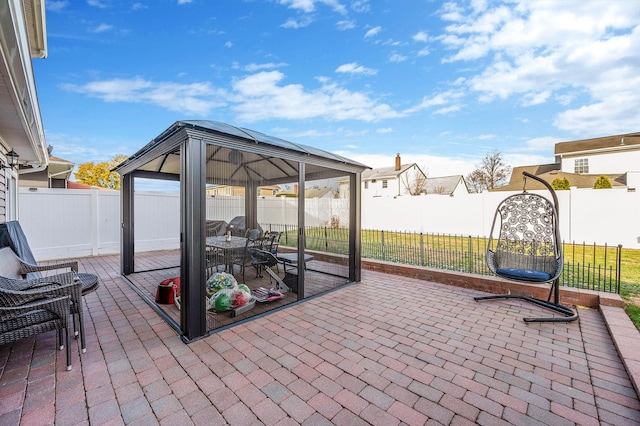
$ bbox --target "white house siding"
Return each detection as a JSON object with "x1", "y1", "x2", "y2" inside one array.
[
  {"x1": 17, "y1": 186, "x2": 640, "y2": 261},
  {"x1": 560, "y1": 149, "x2": 640, "y2": 175},
  {"x1": 362, "y1": 178, "x2": 403, "y2": 197}
]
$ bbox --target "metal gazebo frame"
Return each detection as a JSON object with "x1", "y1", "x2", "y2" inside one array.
[{"x1": 115, "y1": 120, "x2": 367, "y2": 341}]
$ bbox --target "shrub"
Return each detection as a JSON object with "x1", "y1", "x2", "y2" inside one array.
[
  {"x1": 594, "y1": 175, "x2": 612, "y2": 189},
  {"x1": 551, "y1": 177, "x2": 571, "y2": 190}
]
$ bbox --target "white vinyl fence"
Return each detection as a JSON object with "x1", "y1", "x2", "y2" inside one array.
[{"x1": 17, "y1": 186, "x2": 640, "y2": 261}]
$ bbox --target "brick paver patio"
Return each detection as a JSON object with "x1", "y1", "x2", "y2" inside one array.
[{"x1": 1, "y1": 253, "x2": 639, "y2": 425}]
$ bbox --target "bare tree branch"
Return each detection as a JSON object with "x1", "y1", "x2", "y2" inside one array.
[
  {"x1": 465, "y1": 150, "x2": 511, "y2": 193},
  {"x1": 401, "y1": 165, "x2": 428, "y2": 195}
]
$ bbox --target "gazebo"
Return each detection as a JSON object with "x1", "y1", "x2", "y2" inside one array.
[{"x1": 115, "y1": 120, "x2": 367, "y2": 341}]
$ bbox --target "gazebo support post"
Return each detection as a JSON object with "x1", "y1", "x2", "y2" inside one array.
[{"x1": 180, "y1": 138, "x2": 207, "y2": 340}]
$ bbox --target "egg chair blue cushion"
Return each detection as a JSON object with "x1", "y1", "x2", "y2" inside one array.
[{"x1": 496, "y1": 268, "x2": 552, "y2": 282}]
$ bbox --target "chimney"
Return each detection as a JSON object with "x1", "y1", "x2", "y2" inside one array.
[{"x1": 395, "y1": 153, "x2": 401, "y2": 171}]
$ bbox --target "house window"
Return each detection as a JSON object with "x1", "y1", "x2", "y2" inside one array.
[
  {"x1": 364, "y1": 181, "x2": 369, "y2": 189},
  {"x1": 574, "y1": 158, "x2": 589, "y2": 174},
  {"x1": 382, "y1": 180, "x2": 388, "y2": 188}
]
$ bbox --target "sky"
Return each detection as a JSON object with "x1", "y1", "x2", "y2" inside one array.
[{"x1": 34, "y1": 0, "x2": 640, "y2": 182}]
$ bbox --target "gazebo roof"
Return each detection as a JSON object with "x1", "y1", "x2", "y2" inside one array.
[{"x1": 115, "y1": 120, "x2": 368, "y2": 185}]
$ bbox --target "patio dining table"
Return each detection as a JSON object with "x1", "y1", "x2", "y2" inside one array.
[{"x1": 206, "y1": 235, "x2": 247, "y2": 273}]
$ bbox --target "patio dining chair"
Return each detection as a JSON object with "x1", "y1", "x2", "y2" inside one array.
[
  {"x1": 0, "y1": 270, "x2": 86, "y2": 352},
  {"x1": 0, "y1": 288, "x2": 73, "y2": 370},
  {"x1": 265, "y1": 231, "x2": 282, "y2": 272},
  {"x1": 229, "y1": 236, "x2": 270, "y2": 282}
]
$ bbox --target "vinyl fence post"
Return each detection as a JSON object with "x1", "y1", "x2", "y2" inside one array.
[
  {"x1": 467, "y1": 235, "x2": 473, "y2": 273},
  {"x1": 91, "y1": 187, "x2": 99, "y2": 256},
  {"x1": 617, "y1": 244, "x2": 622, "y2": 294}
]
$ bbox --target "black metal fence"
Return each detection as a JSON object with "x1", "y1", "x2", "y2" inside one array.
[{"x1": 271, "y1": 225, "x2": 622, "y2": 294}]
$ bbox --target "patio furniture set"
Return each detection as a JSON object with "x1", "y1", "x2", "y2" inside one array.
[
  {"x1": 206, "y1": 229, "x2": 312, "y2": 295},
  {"x1": 0, "y1": 222, "x2": 100, "y2": 371}
]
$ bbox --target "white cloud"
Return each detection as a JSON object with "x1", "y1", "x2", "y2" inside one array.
[
  {"x1": 434, "y1": 105, "x2": 461, "y2": 115},
  {"x1": 231, "y1": 71, "x2": 403, "y2": 122},
  {"x1": 364, "y1": 26, "x2": 381, "y2": 38},
  {"x1": 87, "y1": 0, "x2": 108, "y2": 8},
  {"x1": 404, "y1": 90, "x2": 464, "y2": 114},
  {"x1": 335, "y1": 62, "x2": 377, "y2": 76},
  {"x1": 245, "y1": 62, "x2": 288, "y2": 72},
  {"x1": 47, "y1": 1, "x2": 68, "y2": 12},
  {"x1": 62, "y1": 72, "x2": 403, "y2": 122},
  {"x1": 389, "y1": 53, "x2": 407, "y2": 63},
  {"x1": 225, "y1": 41, "x2": 233, "y2": 47},
  {"x1": 281, "y1": 16, "x2": 314, "y2": 29},
  {"x1": 91, "y1": 23, "x2": 113, "y2": 33},
  {"x1": 351, "y1": 0, "x2": 370, "y2": 13},
  {"x1": 520, "y1": 136, "x2": 561, "y2": 152},
  {"x1": 438, "y1": 0, "x2": 640, "y2": 135},
  {"x1": 376, "y1": 128, "x2": 393, "y2": 134},
  {"x1": 61, "y1": 78, "x2": 227, "y2": 116},
  {"x1": 278, "y1": 0, "x2": 347, "y2": 14},
  {"x1": 336, "y1": 20, "x2": 356, "y2": 30},
  {"x1": 477, "y1": 134, "x2": 495, "y2": 140},
  {"x1": 522, "y1": 90, "x2": 550, "y2": 107},
  {"x1": 412, "y1": 31, "x2": 428, "y2": 42}
]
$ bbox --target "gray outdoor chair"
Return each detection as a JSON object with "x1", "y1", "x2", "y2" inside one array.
[
  {"x1": 0, "y1": 286, "x2": 73, "y2": 370},
  {"x1": 0, "y1": 246, "x2": 78, "y2": 280},
  {"x1": 230, "y1": 236, "x2": 270, "y2": 282},
  {"x1": 0, "y1": 261, "x2": 86, "y2": 353},
  {"x1": 0, "y1": 221, "x2": 79, "y2": 279}
]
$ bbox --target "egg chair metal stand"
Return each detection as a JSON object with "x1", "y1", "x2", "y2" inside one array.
[{"x1": 474, "y1": 171, "x2": 578, "y2": 323}]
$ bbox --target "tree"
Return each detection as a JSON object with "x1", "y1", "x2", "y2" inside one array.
[
  {"x1": 465, "y1": 150, "x2": 511, "y2": 193},
  {"x1": 465, "y1": 169, "x2": 486, "y2": 193},
  {"x1": 401, "y1": 165, "x2": 428, "y2": 195},
  {"x1": 594, "y1": 175, "x2": 612, "y2": 189},
  {"x1": 552, "y1": 177, "x2": 571, "y2": 190},
  {"x1": 74, "y1": 155, "x2": 128, "y2": 190}
]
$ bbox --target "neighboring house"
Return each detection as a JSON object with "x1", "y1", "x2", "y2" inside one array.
[
  {"x1": 361, "y1": 154, "x2": 427, "y2": 197},
  {"x1": 555, "y1": 132, "x2": 640, "y2": 175},
  {"x1": 206, "y1": 184, "x2": 281, "y2": 197},
  {"x1": 0, "y1": 1, "x2": 50, "y2": 221},
  {"x1": 499, "y1": 131, "x2": 640, "y2": 191},
  {"x1": 19, "y1": 154, "x2": 74, "y2": 189},
  {"x1": 302, "y1": 187, "x2": 334, "y2": 198},
  {"x1": 275, "y1": 184, "x2": 334, "y2": 198},
  {"x1": 496, "y1": 164, "x2": 627, "y2": 192},
  {"x1": 425, "y1": 175, "x2": 469, "y2": 196},
  {"x1": 206, "y1": 185, "x2": 245, "y2": 197},
  {"x1": 66, "y1": 181, "x2": 113, "y2": 190}
]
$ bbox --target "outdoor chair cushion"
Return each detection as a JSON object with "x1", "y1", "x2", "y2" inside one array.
[{"x1": 496, "y1": 268, "x2": 552, "y2": 282}]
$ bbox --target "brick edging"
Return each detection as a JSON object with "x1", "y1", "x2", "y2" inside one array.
[
  {"x1": 600, "y1": 305, "x2": 640, "y2": 396},
  {"x1": 362, "y1": 258, "x2": 625, "y2": 309}
]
